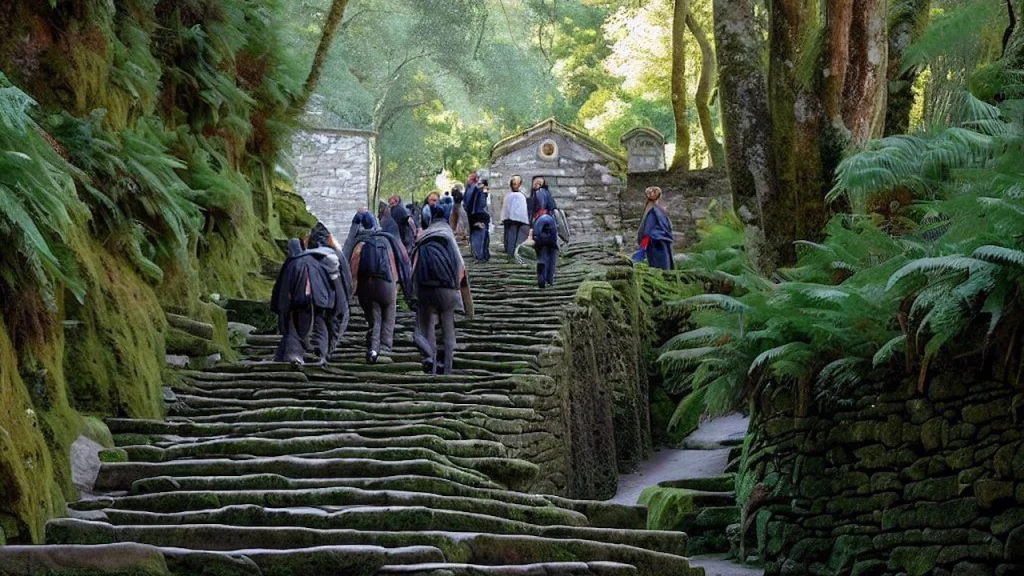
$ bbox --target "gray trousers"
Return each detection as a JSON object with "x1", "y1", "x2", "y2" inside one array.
[
  {"x1": 414, "y1": 287, "x2": 459, "y2": 375},
  {"x1": 503, "y1": 221, "x2": 529, "y2": 258},
  {"x1": 358, "y1": 278, "x2": 397, "y2": 355}
]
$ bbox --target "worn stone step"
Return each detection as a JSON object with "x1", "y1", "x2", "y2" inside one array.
[
  {"x1": 0, "y1": 543, "x2": 445, "y2": 576},
  {"x1": 173, "y1": 387, "x2": 524, "y2": 409},
  {"x1": 117, "y1": 474, "x2": 644, "y2": 529},
  {"x1": 167, "y1": 404, "x2": 544, "y2": 427},
  {"x1": 107, "y1": 418, "x2": 503, "y2": 442},
  {"x1": 92, "y1": 505, "x2": 683, "y2": 553},
  {"x1": 95, "y1": 457, "x2": 500, "y2": 492},
  {"x1": 96, "y1": 494, "x2": 586, "y2": 529},
  {"x1": 376, "y1": 561, "x2": 638, "y2": 576},
  {"x1": 120, "y1": 433, "x2": 506, "y2": 462},
  {"x1": 46, "y1": 520, "x2": 702, "y2": 576}
]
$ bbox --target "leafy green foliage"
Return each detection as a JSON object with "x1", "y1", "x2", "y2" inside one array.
[
  {"x1": 0, "y1": 75, "x2": 87, "y2": 306},
  {"x1": 662, "y1": 75, "x2": 1024, "y2": 416}
]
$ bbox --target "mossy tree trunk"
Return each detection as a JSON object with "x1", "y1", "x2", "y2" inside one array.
[
  {"x1": 296, "y1": 0, "x2": 352, "y2": 112},
  {"x1": 671, "y1": 0, "x2": 690, "y2": 172},
  {"x1": 1006, "y1": 0, "x2": 1024, "y2": 68},
  {"x1": 713, "y1": 0, "x2": 786, "y2": 275},
  {"x1": 686, "y1": 11, "x2": 726, "y2": 169},
  {"x1": 767, "y1": 0, "x2": 830, "y2": 269},
  {"x1": 885, "y1": 0, "x2": 931, "y2": 135},
  {"x1": 716, "y1": 0, "x2": 890, "y2": 272}
]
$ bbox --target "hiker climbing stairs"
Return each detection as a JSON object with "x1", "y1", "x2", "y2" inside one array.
[{"x1": 5, "y1": 248, "x2": 705, "y2": 576}]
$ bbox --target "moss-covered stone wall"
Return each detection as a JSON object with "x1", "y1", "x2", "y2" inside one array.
[
  {"x1": 542, "y1": 260, "x2": 652, "y2": 500},
  {"x1": 744, "y1": 371, "x2": 1024, "y2": 576}
]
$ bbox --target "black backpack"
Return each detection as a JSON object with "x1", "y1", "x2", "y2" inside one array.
[
  {"x1": 414, "y1": 236, "x2": 459, "y2": 289},
  {"x1": 357, "y1": 235, "x2": 393, "y2": 282}
]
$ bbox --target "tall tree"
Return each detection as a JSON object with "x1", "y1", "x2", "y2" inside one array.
[
  {"x1": 716, "y1": 0, "x2": 890, "y2": 271},
  {"x1": 713, "y1": 0, "x2": 784, "y2": 274},
  {"x1": 686, "y1": 11, "x2": 725, "y2": 169},
  {"x1": 885, "y1": 0, "x2": 932, "y2": 135},
  {"x1": 296, "y1": 0, "x2": 352, "y2": 112},
  {"x1": 671, "y1": 0, "x2": 690, "y2": 171}
]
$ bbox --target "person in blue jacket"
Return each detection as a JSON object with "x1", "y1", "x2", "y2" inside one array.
[
  {"x1": 464, "y1": 174, "x2": 491, "y2": 262},
  {"x1": 634, "y1": 186, "x2": 675, "y2": 270}
]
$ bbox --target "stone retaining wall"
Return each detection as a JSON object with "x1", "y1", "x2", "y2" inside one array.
[
  {"x1": 535, "y1": 261, "x2": 651, "y2": 500},
  {"x1": 291, "y1": 128, "x2": 376, "y2": 236},
  {"x1": 745, "y1": 371, "x2": 1024, "y2": 576},
  {"x1": 623, "y1": 169, "x2": 732, "y2": 249}
]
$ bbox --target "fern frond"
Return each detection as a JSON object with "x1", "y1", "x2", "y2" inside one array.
[
  {"x1": 972, "y1": 245, "x2": 1024, "y2": 268},
  {"x1": 873, "y1": 335, "x2": 907, "y2": 368},
  {"x1": 674, "y1": 293, "x2": 751, "y2": 314}
]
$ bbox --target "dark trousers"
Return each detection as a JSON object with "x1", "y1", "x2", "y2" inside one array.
[
  {"x1": 275, "y1": 305, "x2": 330, "y2": 364},
  {"x1": 358, "y1": 278, "x2": 397, "y2": 355},
  {"x1": 536, "y1": 242, "x2": 558, "y2": 288},
  {"x1": 413, "y1": 287, "x2": 459, "y2": 375},
  {"x1": 470, "y1": 224, "x2": 490, "y2": 261},
  {"x1": 648, "y1": 240, "x2": 674, "y2": 270},
  {"x1": 503, "y1": 221, "x2": 528, "y2": 258}
]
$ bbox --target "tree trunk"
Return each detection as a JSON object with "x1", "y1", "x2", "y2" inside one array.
[
  {"x1": 885, "y1": 0, "x2": 931, "y2": 135},
  {"x1": 767, "y1": 0, "x2": 826, "y2": 268},
  {"x1": 713, "y1": 0, "x2": 785, "y2": 274},
  {"x1": 296, "y1": 0, "x2": 352, "y2": 112},
  {"x1": 1006, "y1": 0, "x2": 1024, "y2": 68},
  {"x1": 671, "y1": 0, "x2": 690, "y2": 172},
  {"x1": 686, "y1": 12, "x2": 726, "y2": 169}
]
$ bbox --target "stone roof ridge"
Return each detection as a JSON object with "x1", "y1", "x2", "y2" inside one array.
[
  {"x1": 620, "y1": 126, "x2": 665, "y2": 144},
  {"x1": 490, "y1": 117, "x2": 626, "y2": 165}
]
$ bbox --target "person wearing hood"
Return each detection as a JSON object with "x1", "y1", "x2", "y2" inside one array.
[
  {"x1": 347, "y1": 210, "x2": 413, "y2": 364},
  {"x1": 634, "y1": 186, "x2": 675, "y2": 270},
  {"x1": 464, "y1": 174, "x2": 491, "y2": 262},
  {"x1": 389, "y1": 195, "x2": 417, "y2": 255},
  {"x1": 270, "y1": 238, "x2": 338, "y2": 365},
  {"x1": 307, "y1": 222, "x2": 353, "y2": 358},
  {"x1": 412, "y1": 205, "x2": 473, "y2": 375},
  {"x1": 500, "y1": 175, "x2": 530, "y2": 263}
]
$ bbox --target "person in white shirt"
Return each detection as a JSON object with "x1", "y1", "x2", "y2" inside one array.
[{"x1": 500, "y1": 175, "x2": 530, "y2": 263}]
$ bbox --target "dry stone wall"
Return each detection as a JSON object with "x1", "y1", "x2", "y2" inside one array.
[
  {"x1": 291, "y1": 128, "x2": 375, "y2": 237},
  {"x1": 623, "y1": 169, "x2": 732, "y2": 249},
  {"x1": 745, "y1": 371, "x2": 1024, "y2": 576}
]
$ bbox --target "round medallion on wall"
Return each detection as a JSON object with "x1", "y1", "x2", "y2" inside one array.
[{"x1": 538, "y1": 138, "x2": 559, "y2": 160}]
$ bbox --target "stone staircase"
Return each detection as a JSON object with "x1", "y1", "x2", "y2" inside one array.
[{"x1": 3, "y1": 251, "x2": 704, "y2": 576}]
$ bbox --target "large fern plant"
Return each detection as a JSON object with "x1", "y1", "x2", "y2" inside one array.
[{"x1": 660, "y1": 85, "x2": 1024, "y2": 418}]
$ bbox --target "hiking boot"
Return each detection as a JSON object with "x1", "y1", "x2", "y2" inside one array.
[{"x1": 367, "y1": 350, "x2": 379, "y2": 364}]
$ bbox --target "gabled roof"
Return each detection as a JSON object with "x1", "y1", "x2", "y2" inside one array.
[
  {"x1": 490, "y1": 118, "x2": 626, "y2": 165},
  {"x1": 620, "y1": 127, "x2": 665, "y2": 144}
]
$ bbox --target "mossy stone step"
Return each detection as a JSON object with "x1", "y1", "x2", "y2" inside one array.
[
  {"x1": 106, "y1": 418, "x2": 502, "y2": 442},
  {"x1": 657, "y1": 474, "x2": 736, "y2": 493},
  {"x1": 95, "y1": 505, "x2": 684, "y2": 553},
  {"x1": 100, "y1": 487, "x2": 584, "y2": 525},
  {"x1": 119, "y1": 474, "x2": 638, "y2": 528},
  {"x1": 376, "y1": 561, "x2": 638, "y2": 576},
  {"x1": 120, "y1": 433, "x2": 506, "y2": 461},
  {"x1": 0, "y1": 543, "x2": 444, "y2": 576},
  {"x1": 171, "y1": 392, "x2": 523, "y2": 413},
  {"x1": 95, "y1": 457, "x2": 500, "y2": 492},
  {"x1": 45, "y1": 520, "x2": 702, "y2": 576}
]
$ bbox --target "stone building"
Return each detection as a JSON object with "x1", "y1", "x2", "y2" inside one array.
[
  {"x1": 291, "y1": 99, "x2": 378, "y2": 236},
  {"x1": 486, "y1": 118, "x2": 626, "y2": 237},
  {"x1": 621, "y1": 127, "x2": 666, "y2": 173}
]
